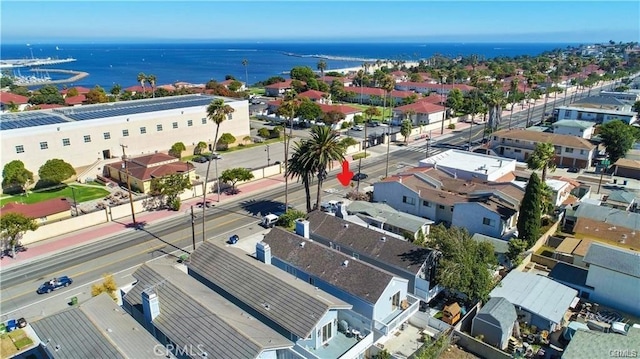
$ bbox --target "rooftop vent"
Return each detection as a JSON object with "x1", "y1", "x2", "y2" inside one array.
[
  {"x1": 344, "y1": 223, "x2": 349, "y2": 228},
  {"x1": 342, "y1": 260, "x2": 349, "y2": 267},
  {"x1": 381, "y1": 236, "x2": 386, "y2": 242},
  {"x1": 299, "y1": 242, "x2": 305, "y2": 248}
]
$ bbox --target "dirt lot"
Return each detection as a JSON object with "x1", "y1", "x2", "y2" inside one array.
[{"x1": 439, "y1": 345, "x2": 482, "y2": 359}]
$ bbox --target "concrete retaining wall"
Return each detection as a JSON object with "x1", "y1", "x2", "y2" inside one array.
[
  {"x1": 454, "y1": 330, "x2": 512, "y2": 359},
  {"x1": 21, "y1": 209, "x2": 109, "y2": 245}
]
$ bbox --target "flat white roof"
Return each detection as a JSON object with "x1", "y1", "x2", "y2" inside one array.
[
  {"x1": 419, "y1": 149, "x2": 515, "y2": 176},
  {"x1": 513, "y1": 179, "x2": 569, "y2": 192}
]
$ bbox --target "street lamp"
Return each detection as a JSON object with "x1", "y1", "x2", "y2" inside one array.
[
  {"x1": 265, "y1": 145, "x2": 271, "y2": 166},
  {"x1": 70, "y1": 186, "x2": 78, "y2": 216},
  {"x1": 425, "y1": 136, "x2": 431, "y2": 159}
]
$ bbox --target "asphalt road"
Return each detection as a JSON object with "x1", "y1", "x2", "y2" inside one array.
[{"x1": 0, "y1": 80, "x2": 612, "y2": 321}]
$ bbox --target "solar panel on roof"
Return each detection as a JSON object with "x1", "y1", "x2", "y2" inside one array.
[{"x1": 1, "y1": 112, "x2": 68, "y2": 130}]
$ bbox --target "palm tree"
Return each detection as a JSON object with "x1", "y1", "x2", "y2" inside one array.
[
  {"x1": 484, "y1": 86, "x2": 506, "y2": 132},
  {"x1": 242, "y1": 59, "x2": 249, "y2": 90},
  {"x1": 137, "y1": 72, "x2": 147, "y2": 96},
  {"x1": 380, "y1": 74, "x2": 395, "y2": 178},
  {"x1": 304, "y1": 126, "x2": 346, "y2": 209},
  {"x1": 363, "y1": 106, "x2": 381, "y2": 158},
  {"x1": 526, "y1": 142, "x2": 557, "y2": 182},
  {"x1": 287, "y1": 140, "x2": 315, "y2": 213},
  {"x1": 146, "y1": 74, "x2": 157, "y2": 98},
  {"x1": 277, "y1": 92, "x2": 300, "y2": 209},
  {"x1": 317, "y1": 60, "x2": 327, "y2": 83}
]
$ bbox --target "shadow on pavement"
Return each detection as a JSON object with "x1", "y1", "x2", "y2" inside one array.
[{"x1": 240, "y1": 199, "x2": 286, "y2": 217}]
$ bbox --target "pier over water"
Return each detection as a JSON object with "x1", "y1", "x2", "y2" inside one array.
[{"x1": 0, "y1": 57, "x2": 76, "y2": 69}]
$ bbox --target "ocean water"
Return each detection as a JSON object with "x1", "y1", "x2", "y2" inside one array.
[{"x1": 0, "y1": 42, "x2": 574, "y2": 89}]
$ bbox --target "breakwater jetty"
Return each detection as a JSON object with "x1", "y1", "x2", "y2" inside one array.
[
  {"x1": 0, "y1": 57, "x2": 76, "y2": 69},
  {"x1": 14, "y1": 69, "x2": 89, "y2": 87}
]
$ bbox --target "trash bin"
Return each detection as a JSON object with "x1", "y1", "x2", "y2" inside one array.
[{"x1": 71, "y1": 297, "x2": 78, "y2": 305}]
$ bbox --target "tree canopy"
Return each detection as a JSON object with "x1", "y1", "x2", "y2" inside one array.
[
  {"x1": 169, "y1": 142, "x2": 186, "y2": 158},
  {"x1": 150, "y1": 173, "x2": 192, "y2": 210},
  {"x1": 517, "y1": 172, "x2": 542, "y2": 246},
  {"x1": 38, "y1": 159, "x2": 75, "y2": 185},
  {"x1": 0, "y1": 212, "x2": 38, "y2": 255},
  {"x1": 599, "y1": 120, "x2": 639, "y2": 164},
  {"x1": 526, "y1": 142, "x2": 556, "y2": 182},
  {"x1": 400, "y1": 119, "x2": 412, "y2": 143},
  {"x1": 218, "y1": 133, "x2": 236, "y2": 148},
  {"x1": 220, "y1": 167, "x2": 254, "y2": 192},
  {"x1": 290, "y1": 66, "x2": 316, "y2": 83},
  {"x1": 296, "y1": 99, "x2": 322, "y2": 121},
  {"x1": 2, "y1": 160, "x2": 34, "y2": 194},
  {"x1": 428, "y1": 224, "x2": 497, "y2": 301}
]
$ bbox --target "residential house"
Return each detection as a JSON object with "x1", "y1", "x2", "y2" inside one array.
[
  {"x1": 322, "y1": 76, "x2": 352, "y2": 87},
  {"x1": 263, "y1": 225, "x2": 420, "y2": 340},
  {"x1": 489, "y1": 271, "x2": 578, "y2": 332},
  {"x1": 513, "y1": 178, "x2": 573, "y2": 207},
  {"x1": 389, "y1": 70, "x2": 408, "y2": 82},
  {"x1": 1, "y1": 198, "x2": 71, "y2": 224},
  {"x1": 65, "y1": 94, "x2": 86, "y2": 106},
  {"x1": 548, "y1": 262, "x2": 591, "y2": 299},
  {"x1": 490, "y1": 129, "x2": 596, "y2": 169},
  {"x1": 573, "y1": 95, "x2": 634, "y2": 112},
  {"x1": 395, "y1": 82, "x2": 474, "y2": 95},
  {"x1": 391, "y1": 101, "x2": 446, "y2": 126},
  {"x1": 60, "y1": 86, "x2": 91, "y2": 97},
  {"x1": 418, "y1": 94, "x2": 446, "y2": 105},
  {"x1": 583, "y1": 242, "x2": 640, "y2": 316},
  {"x1": 122, "y1": 262, "x2": 294, "y2": 359},
  {"x1": 264, "y1": 79, "x2": 301, "y2": 97},
  {"x1": 104, "y1": 153, "x2": 196, "y2": 194},
  {"x1": 220, "y1": 79, "x2": 246, "y2": 91},
  {"x1": 267, "y1": 100, "x2": 361, "y2": 129},
  {"x1": 0, "y1": 92, "x2": 30, "y2": 112},
  {"x1": 563, "y1": 203, "x2": 640, "y2": 250},
  {"x1": 552, "y1": 120, "x2": 595, "y2": 139},
  {"x1": 418, "y1": 149, "x2": 517, "y2": 182},
  {"x1": 601, "y1": 190, "x2": 637, "y2": 210},
  {"x1": 298, "y1": 90, "x2": 331, "y2": 104},
  {"x1": 30, "y1": 294, "x2": 167, "y2": 359},
  {"x1": 563, "y1": 328, "x2": 640, "y2": 359},
  {"x1": 342, "y1": 87, "x2": 416, "y2": 106},
  {"x1": 598, "y1": 90, "x2": 640, "y2": 102},
  {"x1": 614, "y1": 158, "x2": 640, "y2": 180},
  {"x1": 373, "y1": 167, "x2": 523, "y2": 238},
  {"x1": 346, "y1": 200, "x2": 433, "y2": 239},
  {"x1": 306, "y1": 211, "x2": 442, "y2": 303},
  {"x1": 555, "y1": 105, "x2": 637, "y2": 125},
  {"x1": 471, "y1": 297, "x2": 517, "y2": 350},
  {"x1": 187, "y1": 241, "x2": 364, "y2": 359}
]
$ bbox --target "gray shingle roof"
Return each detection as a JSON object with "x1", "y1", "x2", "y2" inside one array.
[
  {"x1": 308, "y1": 211, "x2": 434, "y2": 275},
  {"x1": 583, "y1": 242, "x2": 640, "y2": 278},
  {"x1": 476, "y1": 297, "x2": 517, "y2": 334},
  {"x1": 549, "y1": 262, "x2": 589, "y2": 287},
  {"x1": 124, "y1": 263, "x2": 292, "y2": 359},
  {"x1": 573, "y1": 203, "x2": 640, "y2": 230},
  {"x1": 31, "y1": 294, "x2": 160, "y2": 359},
  {"x1": 188, "y1": 242, "x2": 351, "y2": 339},
  {"x1": 489, "y1": 271, "x2": 577, "y2": 325},
  {"x1": 563, "y1": 328, "x2": 640, "y2": 359},
  {"x1": 346, "y1": 201, "x2": 433, "y2": 233},
  {"x1": 264, "y1": 228, "x2": 398, "y2": 304}
]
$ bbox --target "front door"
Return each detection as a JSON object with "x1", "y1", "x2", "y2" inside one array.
[
  {"x1": 391, "y1": 292, "x2": 400, "y2": 310},
  {"x1": 102, "y1": 149, "x2": 111, "y2": 159}
]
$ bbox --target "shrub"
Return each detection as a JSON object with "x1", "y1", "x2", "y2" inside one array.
[
  {"x1": 447, "y1": 123, "x2": 456, "y2": 130},
  {"x1": 258, "y1": 127, "x2": 271, "y2": 138},
  {"x1": 277, "y1": 209, "x2": 306, "y2": 229}
]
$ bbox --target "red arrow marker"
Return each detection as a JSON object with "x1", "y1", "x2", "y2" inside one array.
[{"x1": 337, "y1": 160, "x2": 354, "y2": 187}]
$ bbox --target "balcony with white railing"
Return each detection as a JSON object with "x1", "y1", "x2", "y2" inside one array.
[
  {"x1": 294, "y1": 328, "x2": 373, "y2": 359},
  {"x1": 374, "y1": 294, "x2": 421, "y2": 336}
]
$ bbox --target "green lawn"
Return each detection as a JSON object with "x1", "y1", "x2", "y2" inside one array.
[
  {"x1": 0, "y1": 185, "x2": 109, "y2": 206},
  {"x1": 346, "y1": 103, "x2": 393, "y2": 121}
]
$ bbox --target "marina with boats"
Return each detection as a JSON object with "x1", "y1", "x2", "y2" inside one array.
[{"x1": 1, "y1": 57, "x2": 88, "y2": 87}]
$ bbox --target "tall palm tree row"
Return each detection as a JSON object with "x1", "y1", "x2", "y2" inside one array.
[
  {"x1": 137, "y1": 72, "x2": 147, "y2": 96},
  {"x1": 526, "y1": 142, "x2": 557, "y2": 182},
  {"x1": 484, "y1": 85, "x2": 506, "y2": 132},
  {"x1": 380, "y1": 74, "x2": 395, "y2": 178},
  {"x1": 242, "y1": 59, "x2": 249, "y2": 89},
  {"x1": 146, "y1": 74, "x2": 157, "y2": 98},
  {"x1": 286, "y1": 140, "x2": 314, "y2": 213},
  {"x1": 317, "y1": 60, "x2": 327, "y2": 82}
]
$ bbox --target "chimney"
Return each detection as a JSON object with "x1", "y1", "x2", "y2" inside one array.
[
  {"x1": 336, "y1": 202, "x2": 348, "y2": 219},
  {"x1": 256, "y1": 241, "x2": 272, "y2": 265},
  {"x1": 142, "y1": 290, "x2": 160, "y2": 324},
  {"x1": 295, "y1": 219, "x2": 310, "y2": 238}
]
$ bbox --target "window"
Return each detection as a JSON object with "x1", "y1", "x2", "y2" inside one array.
[
  {"x1": 122, "y1": 129, "x2": 129, "y2": 137},
  {"x1": 352, "y1": 253, "x2": 360, "y2": 260},
  {"x1": 187, "y1": 120, "x2": 193, "y2": 127},
  {"x1": 422, "y1": 200, "x2": 432, "y2": 207},
  {"x1": 62, "y1": 138, "x2": 71, "y2": 146},
  {"x1": 514, "y1": 149, "x2": 521, "y2": 153},
  {"x1": 565, "y1": 147, "x2": 574, "y2": 153},
  {"x1": 140, "y1": 127, "x2": 146, "y2": 134},
  {"x1": 322, "y1": 322, "x2": 333, "y2": 343},
  {"x1": 40, "y1": 141, "x2": 48, "y2": 150},
  {"x1": 201, "y1": 118, "x2": 207, "y2": 124},
  {"x1": 227, "y1": 113, "x2": 233, "y2": 120},
  {"x1": 438, "y1": 205, "x2": 445, "y2": 209},
  {"x1": 172, "y1": 122, "x2": 178, "y2": 129},
  {"x1": 515, "y1": 139, "x2": 520, "y2": 143},
  {"x1": 309, "y1": 277, "x2": 315, "y2": 286},
  {"x1": 580, "y1": 149, "x2": 584, "y2": 155},
  {"x1": 402, "y1": 196, "x2": 415, "y2": 205},
  {"x1": 84, "y1": 135, "x2": 91, "y2": 143},
  {"x1": 103, "y1": 132, "x2": 111, "y2": 140},
  {"x1": 483, "y1": 217, "x2": 496, "y2": 226},
  {"x1": 15, "y1": 145, "x2": 24, "y2": 153},
  {"x1": 157, "y1": 124, "x2": 163, "y2": 131}
]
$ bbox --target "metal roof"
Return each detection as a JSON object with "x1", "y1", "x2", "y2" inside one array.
[
  {"x1": 124, "y1": 262, "x2": 292, "y2": 359},
  {"x1": 346, "y1": 201, "x2": 433, "y2": 233},
  {"x1": 264, "y1": 228, "x2": 398, "y2": 304},
  {"x1": 583, "y1": 242, "x2": 640, "y2": 278},
  {"x1": 489, "y1": 271, "x2": 577, "y2": 325},
  {"x1": 475, "y1": 297, "x2": 517, "y2": 335},
  {"x1": 31, "y1": 294, "x2": 161, "y2": 359},
  {"x1": 574, "y1": 203, "x2": 640, "y2": 230},
  {"x1": 188, "y1": 242, "x2": 351, "y2": 339},
  {"x1": 549, "y1": 262, "x2": 589, "y2": 287}
]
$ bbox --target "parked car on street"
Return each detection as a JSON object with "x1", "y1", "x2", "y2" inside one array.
[
  {"x1": 192, "y1": 156, "x2": 207, "y2": 163},
  {"x1": 352, "y1": 125, "x2": 364, "y2": 131},
  {"x1": 352, "y1": 173, "x2": 368, "y2": 181},
  {"x1": 37, "y1": 276, "x2": 73, "y2": 294}
]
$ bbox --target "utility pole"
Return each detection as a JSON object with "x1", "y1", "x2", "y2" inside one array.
[
  {"x1": 70, "y1": 186, "x2": 78, "y2": 216},
  {"x1": 356, "y1": 158, "x2": 362, "y2": 192},
  {"x1": 214, "y1": 158, "x2": 221, "y2": 201},
  {"x1": 190, "y1": 205, "x2": 196, "y2": 251},
  {"x1": 597, "y1": 159, "x2": 610, "y2": 194},
  {"x1": 265, "y1": 145, "x2": 271, "y2": 166},
  {"x1": 120, "y1": 144, "x2": 136, "y2": 225}
]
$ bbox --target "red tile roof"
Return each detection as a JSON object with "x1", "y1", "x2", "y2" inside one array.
[
  {"x1": 65, "y1": 94, "x2": 86, "y2": 105},
  {"x1": 390, "y1": 90, "x2": 416, "y2": 98},
  {"x1": 107, "y1": 153, "x2": 195, "y2": 182},
  {"x1": 390, "y1": 70, "x2": 407, "y2": 76},
  {"x1": 33, "y1": 104, "x2": 65, "y2": 110},
  {"x1": 0, "y1": 92, "x2": 30, "y2": 105},
  {"x1": 125, "y1": 85, "x2": 147, "y2": 93},
  {"x1": 298, "y1": 90, "x2": 328, "y2": 100},
  {"x1": 344, "y1": 86, "x2": 384, "y2": 96},
  {"x1": 60, "y1": 86, "x2": 91, "y2": 95},
  {"x1": 394, "y1": 101, "x2": 445, "y2": 114},
  {"x1": 418, "y1": 94, "x2": 446, "y2": 104},
  {"x1": 2, "y1": 198, "x2": 71, "y2": 219},
  {"x1": 321, "y1": 76, "x2": 351, "y2": 84},
  {"x1": 264, "y1": 79, "x2": 300, "y2": 89}
]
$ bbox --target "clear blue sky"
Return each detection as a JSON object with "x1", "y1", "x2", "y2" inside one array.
[{"x1": 2, "y1": 1, "x2": 639, "y2": 43}]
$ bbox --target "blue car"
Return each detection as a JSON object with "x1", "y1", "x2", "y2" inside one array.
[
  {"x1": 228, "y1": 234, "x2": 239, "y2": 245},
  {"x1": 37, "y1": 276, "x2": 73, "y2": 294}
]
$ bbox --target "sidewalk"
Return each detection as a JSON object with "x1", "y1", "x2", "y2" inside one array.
[{"x1": 0, "y1": 175, "x2": 287, "y2": 271}]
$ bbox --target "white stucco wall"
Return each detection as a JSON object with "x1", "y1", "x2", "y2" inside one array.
[
  {"x1": 452, "y1": 202, "x2": 506, "y2": 238},
  {"x1": 373, "y1": 277, "x2": 409, "y2": 324},
  {"x1": 553, "y1": 125, "x2": 594, "y2": 139}
]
